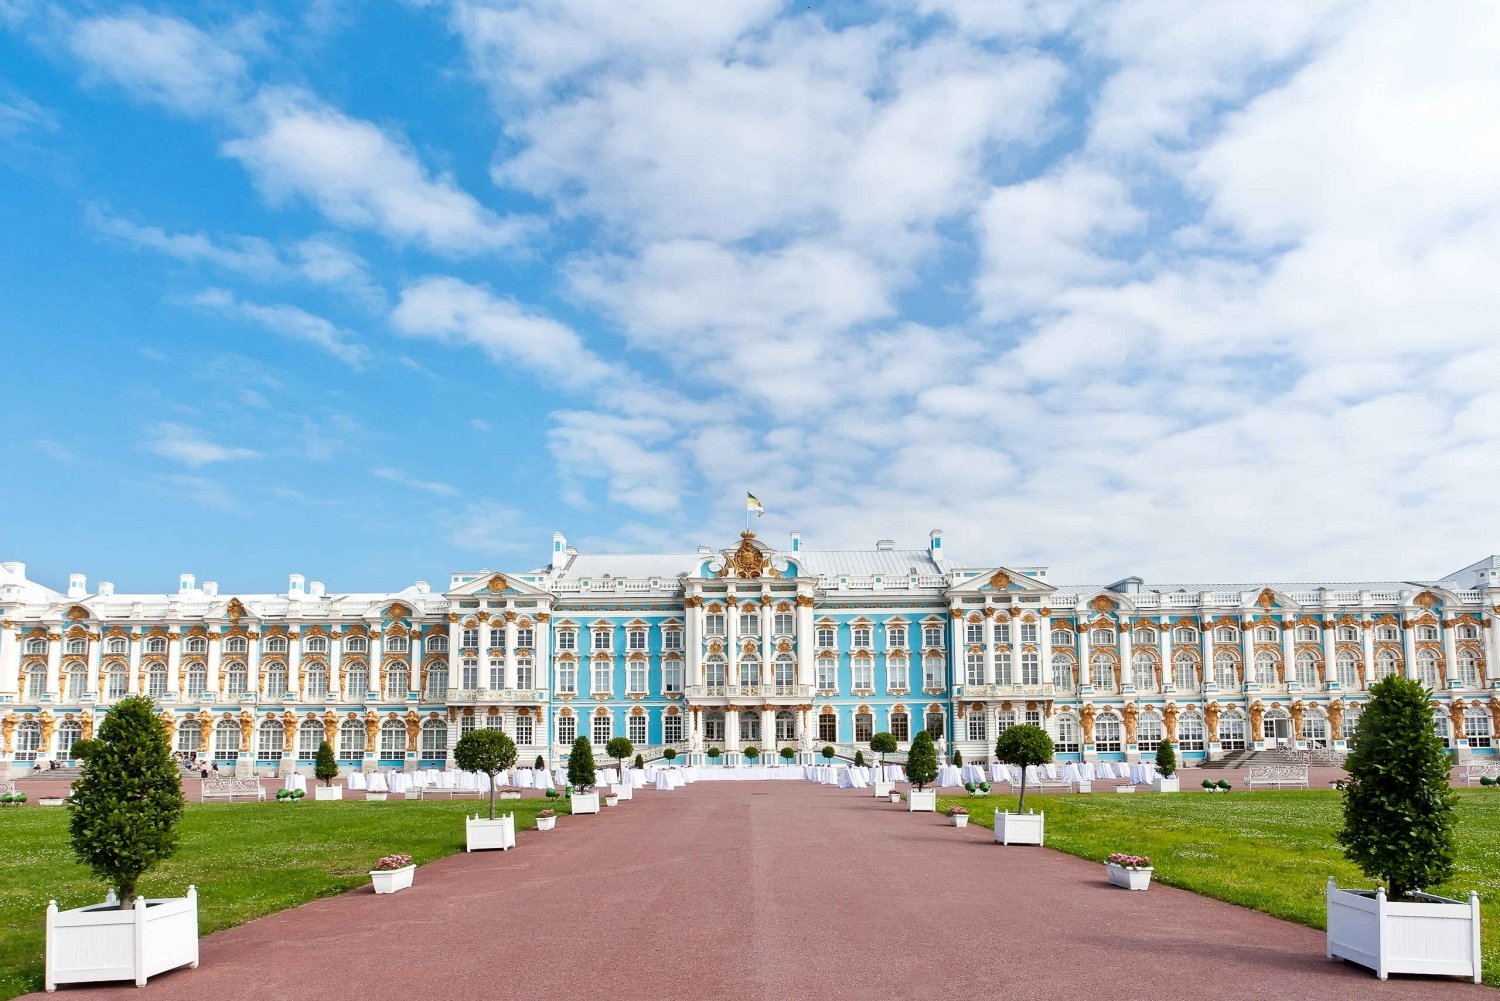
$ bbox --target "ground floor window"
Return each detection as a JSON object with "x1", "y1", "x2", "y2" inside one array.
[
  {"x1": 56, "y1": 720, "x2": 82, "y2": 759},
  {"x1": 966, "y1": 713, "x2": 986, "y2": 742},
  {"x1": 298, "y1": 724, "x2": 323, "y2": 761},
  {"x1": 705, "y1": 712, "x2": 725, "y2": 743},
  {"x1": 558, "y1": 714, "x2": 577, "y2": 745},
  {"x1": 15, "y1": 721, "x2": 41, "y2": 760},
  {"x1": 258, "y1": 721, "x2": 285, "y2": 761},
  {"x1": 339, "y1": 721, "x2": 365, "y2": 760},
  {"x1": 776, "y1": 711, "x2": 795, "y2": 741},
  {"x1": 1218, "y1": 716, "x2": 1246, "y2": 750},
  {"x1": 421, "y1": 720, "x2": 448, "y2": 762},
  {"x1": 214, "y1": 720, "x2": 240, "y2": 761},
  {"x1": 663, "y1": 712, "x2": 683, "y2": 744},
  {"x1": 1093, "y1": 718, "x2": 1122, "y2": 752},
  {"x1": 854, "y1": 711, "x2": 873, "y2": 743},
  {"x1": 380, "y1": 720, "x2": 406, "y2": 758},
  {"x1": 177, "y1": 726, "x2": 200, "y2": 756},
  {"x1": 890, "y1": 710, "x2": 909, "y2": 742},
  {"x1": 1302, "y1": 716, "x2": 1328, "y2": 748},
  {"x1": 925, "y1": 709, "x2": 944, "y2": 740},
  {"x1": 1464, "y1": 708, "x2": 1492, "y2": 748},
  {"x1": 515, "y1": 713, "x2": 534, "y2": 745},
  {"x1": 592, "y1": 713, "x2": 612, "y2": 745},
  {"x1": 628, "y1": 713, "x2": 647, "y2": 745},
  {"x1": 1135, "y1": 715, "x2": 1163, "y2": 751},
  {"x1": 1176, "y1": 715, "x2": 1205, "y2": 752},
  {"x1": 1053, "y1": 716, "x2": 1080, "y2": 754},
  {"x1": 739, "y1": 713, "x2": 761, "y2": 743}
]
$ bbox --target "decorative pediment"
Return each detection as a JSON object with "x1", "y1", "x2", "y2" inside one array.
[
  {"x1": 713, "y1": 531, "x2": 776, "y2": 579},
  {"x1": 946, "y1": 565, "x2": 1056, "y2": 596}
]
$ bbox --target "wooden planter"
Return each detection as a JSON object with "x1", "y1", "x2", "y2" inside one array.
[
  {"x1": 1326, "y1": 879, "x2": 1481, "y2": 982},
  {"x1": 570, "y1": 791, "x2": 600, "y2": 815},
  {"x1": 45, "y1": 887, "x2": 199, "y2": 991},
  {"x1": 465, "y1": 813, "x2": 517, "y2": 852},
  {"x1": 907, "y1": 789, "x2": 937, "y2": 812},
  {"x1": 994, "y1": 810, "x2": 1045, "y2": 845},
  {"x1": 313, "y1": 785, "x2": 343, "y2": 801}
]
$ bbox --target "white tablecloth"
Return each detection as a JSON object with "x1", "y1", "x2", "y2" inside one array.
[
  {"x1": 282, "y1": 773, "x2": 307, "y2": 793},
  {"x1": 347, "y1": 772, "x2": 367, "y2": 790},
  {"x1": 366, "y1": 772, "x2": 388, "y2": 792},
  {"x1": 936, "y1": 764, "x2": 964, "y2": 787}
]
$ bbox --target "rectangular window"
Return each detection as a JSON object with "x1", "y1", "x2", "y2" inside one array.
[
  {"x1": 923, "y1": 625, "x2": 944, "y2": 648},
  {"x1": 593, "y1": 629, "x2": 612, "y2": 652},
  {"x1": 515, "y1": 714, "x2": 534, "y2": 744},
  {"x1": 461, "y1": 628, "x2": 479, "y2": 649},
  {"x1": 852, "y1": 657, "x2": 873, "y2": 691},
  {"x1": 628, "y1": 660, "x2": 648, "y2": 694},
  {"x1": 887, "y1": 625, "x2": 906, "y2": 648},
  {"x1": 298, "y1": 727, "x2": 322, "y2": 761},
  {"x1": 664, "y1": 713, "x2": 683, "y2": 743},
  {"x1": 557, "y1": 631, "x2": 576, "y2": 651},
  {"x1": 461, "y1": 658, "x2": 479, "y2": 689},
  {"x1": 628, "y1": 714, "x2": 647, "y2": 745},
  {"x1": 705, "y1": 613, "x2": 726, "y2": 636},
  {"x1": 557, "y1": 663, "x2": 576, "y2": 695},
  {"x1": 816, "y1": 657, "x2": 837, "y2": 693},
  {"x1": 816, "y1": 626, "x2": 835, "y2": 648},
  {"x1": 1094, "y1": 719, "x2": 1123, "y2": 752},
  {"x1": 966, "y1": 622, "x2": 983, "y2": 644},
  {"x1": 515, "y1": 658, "x2": 533, "y2": 690},
  {"x1": 924, "y1": 656, "x2": 943, "y2": 689},
  {"x1": 852, "y1": 625, "x2": 872, "y2": 648},
  {"x1": 489, "y1": 664, "x2": 505, "y2": 690},
  {"x1": 591, "y1": 713, "x2": 612, "y2": 745},
  {"x1": 663, "y1": 630, "x2": 683, "y2": 651},
  {"x1": 258, "y1": 725, "x2": 285, "y2": 761},
  {"x1": 558, "y1": 714, "x2": 576, "y2": 744},
  {"x1": 663, "y1": 660, "x2": 683, "y2": 693},
  {"x1": 489, "y1": 628, "x2": 504, "y2": 649},
  {"x1": 591, "y1": 661, "x2": 611, "y2": 695},
  {"x1": 516, "y1": 628, "x2": 534, "y2": 649},
  {"x1": 1020, "y1": 623, "x2": 1038, "y2": 643},
  {"x1": 967, "y1": 714, "x2": 987, "y2": 741},
  {"x1": 627, "y1": 630, "x2": 648, "y2": 651},
  {"x1": 965, "y1": 651, "x2": 984, "y2": 686},
  {"x1": 773, "y1": 612, "x2": 794, "y2": 635}
]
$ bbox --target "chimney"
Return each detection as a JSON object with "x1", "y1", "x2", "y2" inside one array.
[
  {"x1": 288, "y1": 573, "x2": 305, "y2": 597},
  {"x1": 309, "y1": 581, "x2": 325, "y2": 597},
  {"x1": 98, "y1": 581, "x2": 115, "y2": 597},
  {"x1": 203, "y1": 581, "x2": 219, "y2": 597},
  {"x1": 790, "y1": 530, "x2": 801, "y2": 552},
  {"x1": 876, "y1": 539, "x2": 895, "y2": 551},
  {"x1": 929, "y1": 529, "x2": 943, "y2": 555},
  {"x1": 178, "y1": 572, "x2": 196, "y2": 594},
  {"x1": 68, "y1": 573, "x2": 87, "y2": 598},
  {"x1": 552, "y1": 531, "x2": 567, "y2": 556}
]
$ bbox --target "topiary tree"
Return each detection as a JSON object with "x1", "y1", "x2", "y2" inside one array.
[
  {"x1": 664, "y1": 747, "x2": 678, "y2": 762},
  {"x1": 606, "y1": 736, "x2": 634, "y2": 775},
  {"x1": 904, "y1": 729, "x2": 938, "y2": 791},
  {"x1": 743, "y1": 745, "x2": 759, "y2": 761},
  {"x1": 567, "y1": 735, "x2": 597, "y2": 791},
  {"x1": 869, "y1": 731, "x2": 898, "y2": 770},
  {"x1": 821, "y1": 745, "x2": 835, "y2": 762},
  {"x1": 995, "y1": 724, "x2": 1054, "y2": 813},
  {"x1": 951, "y1": 748, "x2": 964, "y2": 767},
  {"x1": 707, "y1": 746, "x2": 721, "y2": 761},
  {"x1": 1155, "y1": 738, "x2": 1177, "y2": 778},
  {"x1": 853, "y1": 749, "x2": 866, "y2": 767},
  {"x1": 69, "y1": 696, "x2": 185, "y2": 908},
  {"x1": 314, "y1": 739, "x2": 338, "y2": 786},
  {"x1": 779, "y1": 746, "x2": 795, "y2": 762},
  {"x1": 454, "y1": 728, "x2": 517, "y2": 820},
  {"x1": 634, "y1": 753, "x2": 644, "y2": 769},
  {"x1": 1338, "y1": 675, "x2": 1456, "y2": 899},
  {"x1": 534, "y1": 754, "x2": 546, "y2": 770}
]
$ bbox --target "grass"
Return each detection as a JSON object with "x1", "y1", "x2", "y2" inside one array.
[
  {"x1": 0, "y1": 797, "x2": 564, "y2": 1000},
  {"x1": 940, "y1": 787, "x2": 1500, "y2": 984}
]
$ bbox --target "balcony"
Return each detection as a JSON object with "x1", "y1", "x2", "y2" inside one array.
[
  {"x1": 685, "y1": 684, "x2": 812, "y2": 701},
  {"x1": 446, "y1": 688, "x2": 549, "y2": 703},
  {"x1": 954, "y1": 683, "x2": 1057, "y2": 699}
]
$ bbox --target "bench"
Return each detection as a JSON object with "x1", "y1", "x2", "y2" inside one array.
[
  {"x1": 201, "y1": 778, "x2": 266, "y2": 802},
  {"x1": 1462, "y1": 762, "x2": 1500, "y2": 786},
  {"x1": 1245, "y1": 764, "x2": 1309, "y2": 790},
  {"x1": 409, "y1": 787, "x2": 481, "y2": 800}
]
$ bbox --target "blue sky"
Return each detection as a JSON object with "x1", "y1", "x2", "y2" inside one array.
[{"x1": 2, "y1": 1, "x2": 1497, "y2": 594}]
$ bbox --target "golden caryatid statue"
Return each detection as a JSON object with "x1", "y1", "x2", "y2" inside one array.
[{"x1": 717, "y1": 531, "x2": 772, "y2": 578}]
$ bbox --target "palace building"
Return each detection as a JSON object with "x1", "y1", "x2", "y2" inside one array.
[{"x1": 2, "y1": 531, "x2": 1499, "y2": 778}]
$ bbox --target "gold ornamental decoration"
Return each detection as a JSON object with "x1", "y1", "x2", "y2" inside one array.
[
  {"x1": 989, "y1": 571, "x2": 1012, "y2": 590},
  {"x1": 1256, "y1": 588, "x2": 1276, "y2": 609},
  {"x1": 487, "y1": 573, "x2": 508, "y2": 592},
  {"x1": 226, "y1": 598, "x2": 247, "y2": 623},
  {"x1": 1414, "y1": 591, "x2": 1439, "y2": 608},
  {"x1": 717, "y1": 532, "x2": 771, "y2": 579},
  {"x1": 1089, "y1": 595, "x2": 1115, "y2": 613}
]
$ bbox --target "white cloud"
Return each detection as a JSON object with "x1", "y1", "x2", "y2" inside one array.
[
  {"x1": 147, "y1": 423, "x2": 261, "y2": 467},
  {"x1": 444, "y1": 500, "x2": 530, "y2": 554},
  {"x1": 391, "y1": 276, "x2": 610, "y2": 386},
  {"x1": 68, "y1": 12, "x2": 248, "y2": 115},
  {"x1": 375, "y1": 465, "x2": 458, "y2": 496},
  {"x1": 548, "y1": 411, "x2": 681, "y2": 514},
  {"x1": 0, "y1": 89, "x2": 57, "y2": 140},
  {"x1": 89, "y1": 206, "x2": 283, "y2": 278},
  {"x1": 294, "y1": 235, "x2": 385, "y2": 307},
  {"x1": 225, "y1": 89, "x2": 526, "y2": 254},
  {"x1": 193, "y1": 288, "x2": 369, "y2": 368},
  {"x1": 158, "y1": 473, "x2": 237, "y2": 511}
]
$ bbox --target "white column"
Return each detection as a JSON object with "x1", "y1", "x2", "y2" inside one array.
[
  {"x1": 1039, "y1": 613, "x2": 1054, "y2": 685},
  {"x1": 329, "y1": 634, "x2": 343, "y2": 700},
  {"x1": 127, "y1": 634, "x2": 142, "y2": 695},
  {"x1": 447, "y1": 619, "x2": 462, "y2": 695},
  {"x1": 206, "y1": 637, "x2": 222, "y2": 696},
  {"x1": 795, "y1": 598, "x2": 814, "y2": 687},
  {"x1": 0, "y1": 625, "x2": 18, "y2": 694},
  {"x1": 287, "y1": 632, "x2": 302, "y2": 698},
  {"x1": 1240, "y1": 618, "x2": 1254, "y2": 688},
  {"x1": 1442, "y1": 615, "x2": 1459, "y2": 685},
  {"x1": 409, "y1": 632, "x2": 423, "y2": 697},
  {"x1": 1487, "y1": 609, "x2": 1500, "y2": 686},
  {"x1": 981, "y1": 609, "x2": 996, "y2": 686},
  {"x1": 1118, "y1": 621, "x2": 1134, "y2": 690},
  {"x1": 534, "y1": 616, "x2": 550, "y2": 695},
  {"x1": 1200, "y1": 620, "x2": 1213, "y2": 689},
  {"x1": 1077, "y1": 623, "x2": 1092, "y2": 688},
  {"x1": 760, "y1": 707, "x2": 774, "y2": 751},
  {"x1": 480, "y1": 617, "x2": 496, "y2": 691},
  {"x1": 86, "y1": 633, "x2": 102, "y2": 698},
  {"x1": 246, "y1": 634, "x2": 260, "y2": 695},
  {"x1": 504, "y1": 614, "x2": 518, "y2": 690},
  {"x1": 1322, "y1": 620, "x2": 1338, "y2": 686},
  {"x1": 368, "y1": 633, "x2": 382, "y2": 699},
  {"x1": 726, "y1": 708, "x2": 741, "y2": 753},
  {"x1": 1402, "y1": 618, "x2": 1418, "y2": 680},
  {"x1": 1157, "y1": 619, "x2": 1171, "y2": 690},
  {"x1": 686, "y1": 602, "x2": 702, "y2": 687},
  {"x1": 948, "y1": 610, "x2": 963, "y2": 691},
  {"x1": 1361, "y1": 619, "x2": 1376, "y2": 687},
  {"x1": 726, "y1": 597, "x2": 740, "y2": 688},
  {"x1": 164, "y1": 634, "x2": 179, "y2": 697}
]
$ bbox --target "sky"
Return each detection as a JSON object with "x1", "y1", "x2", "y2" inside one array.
[{"x1": 1, "y1": 1, "x2": 1498, "y2": 594}]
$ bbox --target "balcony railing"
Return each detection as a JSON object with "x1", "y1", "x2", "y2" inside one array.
[
  {"x1": 446, "y1": 688, "x2": 549, "y2": 703},
  {"x1": 954, "y1": 683, "x2": 1056, "y2": 699},
  {"x1": 685, "y1": 684, "x2": 813, "y2": 700}
]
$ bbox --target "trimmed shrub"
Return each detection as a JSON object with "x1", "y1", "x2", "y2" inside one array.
[
  {"x1": 1202, "y1": 779, "x2": 1215, "y2": 789},
  {"x1": 779, "y1": 746, "x2": 796, "y2": 761},
  {"x1": 1216, "y1": 778, "x2": 1231, "y2": 790},
  {"x1": 951, "y1": 748, "x2": 964, "y2": 767},
  {"x1": 1338, "y1": 674, "x2": 1456, "y2": 899},
  {"x1": 821, "y1": 745, "x2": 835, "y2": 761},
  {"x1": 743, "y1": 745, "x2": 760, "y2": 760},
  {"x1": 964, "y1": 781, "x2": 976, "y2": 793},
  {"x1": 904, "y1": 730, "x2": 939, "y2": 791},
  {"x1": 995, "y1": 724, "x2": 1054, "y2": 813},
  {"x1": 534, "y1": 754, "x2": 546, "y2": 770},
  {"x1": 634, "y1": 753, "x2": 644, "y2": 769},
  {"x1": 567, "y1": 735, "x2": 597, "y2": 791},
  {"x1": 869, "y1": 731, "x2": 898, "y2": 767},
  {"x1": 664, "y1": 747, "x2": 678, "y2": 762},
  {"x1": 1155, "y1": 739, "x2": 1177, "y2": 778},
  {"x1": 454, "y1": 728, "x2": 518, "y2": 820},
  {"x1": 707, "y1": 746, "x2": 722, "y2": 759},
  {"x1": 545, "y1": 787, "x2": 560, "y2": 798},
  {"x1": 314, "y1": 739, "x2": 339, "y2": 786},
  {"x1": 853, "y1": 750, "x2": 866, "y2": 767},
  {"x1": 606, "y1": 736, "x2": 634, "y2": 773},
  {"x1": 69, "y1": 696, "x2": 185, "y2": 907},
  {"x1": 1482, "y1": 776, "x2": 1495, "y2": 787}
]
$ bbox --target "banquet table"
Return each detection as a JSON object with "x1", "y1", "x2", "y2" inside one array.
[
  {"x1": 346, "y1": 772, "x2": 367, "y2": 791},
  {"x1": 282, "y1": 773, "x2": 307, "y2": 793},
  {"x1": 366, "y1": 772, "x2": 388, "y2": 792},
  {"x1": 960, "y1": 764, "x2": 987, "y2": 786},
  {"x1": 936, "y1": 764, "x2": 964, "y2": 787}
]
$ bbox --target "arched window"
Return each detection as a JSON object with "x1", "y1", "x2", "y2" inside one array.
[
  {"x1": 304, "y1": 636, "x2": 328, "y2": 654},
  {"x1": 63, "y1": 661, "x2": 88, "y2": 701},
  {"x1": 25, "y1": 664, "x2": 47, "y2": 700},
  {"x1": 1093, "y1": 715, "x2": 1122, "y2": 752},
  {"x1": 264, "y1": 636, "x2": 288, "y2": 654},
  {"x1": 1051, "y1": 629, "x2": 1073, "y2": 647},
  {"x1": 421, "y1": 719, "x2": 448, "y2": 762},
  {"x1": 105, "y1": 662, "x2": 127, "y2": 699},
  {"x1": 386, "y1": 662, "x2": 410, "y2": 698},
  {"x1": 1173, "y1": 626, "x2": 1199, "y2": 644},
  {"x1": 1133, "y1": 628, "x2": 1157, "y2": 645},
  {"x1": 344, "y1": 663, "x2": 369, "y2": 700},
  {"x1": 144, "y1": 637, "x2": 168, "y2": 655},
  {"x1": 1459, "y1": 650, "x2": 1482, "y2": 690},
  {"x1": 184, "y1": 662, "x2": 207, "y2": 699},
  {"x1": 145, "y1": 661, "x2": 168, "y2": 697},
  {"x1": 738, "y1": 655, "x2": 760, "y2": 691},
  {"x1": 106, "y1": 637, "x2": 128, "y2": 655},
  {"x1": 297, "y1": 722, "x2": 323, "y2": 761},
  {"x1": 15, "y1": 720, "x2": 42, "y2": 761},
  {"x1": 1295, "y1": 626, "x2": 1319, "y2": 642},
  {"x1": 774, "y1": 654, "x2": 795, "y2": 692},
  {"x1": 1173, "y1": 652, "x2": 1198, "y2": 690},
  {"x1": 257, "y1": 718, "x2": 285, "y2": 761},
  {"x1": 1218, "y1": 713, "x2": 1246, "y2": 750},
  {"x1": 24, "y1": 636, "x2": 47, "y2": 655},
  {"x1": 1131, "y1": 652, "x2": 1156, "y2": 691},
  {"x1": 1091, "y1": 628, "x2": 1115, "y2": 646},
  {"x1": 1340, "y1": 706, "x2": 1360, "y2": 741},
  {"x1": 1337, "y1": 650, "x2": 1361, "y2": 690},
  {"x1": 57, "y1": 719, "x2": 83, "y2": 759},
  {"x1": 773, "y1": 710, "x2": 795, "y2": 742},
  {"x1": 64, "y1": 638, "x2": 86, "y2": 656},
  {"x1": 345, "y1": 635, "x2": 368, "y2": 653},
  {"x1": 1214, "y1": 652, "x2": 1238, "y2": 689},
  {"x1": 1254, "y1": 652, "x2": 1278, "y2": 686},
  {"x1": 184, "y1": 637, "x2": 207, "y2": 655},
  {"x1": 1416, "y1": 649, "x2": 1441, "y2": 690},
  {"x1": 1135, "y1": 713, "x2": 1164, "y2": 752},
  {"x1": 386, "y1": 635, "x2": 410, "y2": 654},
  {"x1": 890, "y1": 709, "x2": 909, "y2": 742},
  {"x1": 1213, "y1": 626, "x2": 1239, "y2": 642},
  {"x1": 706, "y1": 655, "x2": 727, "y2": 691},
  {"x1": 1176, "y1": 714, "x2": 1205, "y2": 752},
  {"x1": 424, "y1": 663, "x2": 449, "y2": 699},
  {"x1": 214, "y1": 717, "x2": 241, "y2": 761},
  {"x1": 1295, "y1": 651, "x2": 1320, "y2": 689},
  {"x1": 427, "y1": 635, "x2": 449, "y2": 653},
  {"x1": 379, "y1": 718, "x2": 407, "y2": 758},
  {"x1": 338, "y1": 719, "x2": 365, "y2": 760},
  {"x1": 1254, "y1": 626, "x2": 1278, "y2": 642},
  {"x1": 224, "y1": 636, "x2": 248, "y2": 654},
  {"x1": 223, "y1": 661, "x2": 247, "y2": 696},
  {"x1": 263, "y1": 662, "x2": 288, "y2": 698},
  {"x1": 1302, "y1": 714, "x2": 1328, "y2": 748},
  {"x1": 1091, "y1": 653, "x2": 1117, "y2": 693},
  {"x1": 303, "y1": 663, "x2": 328, "y2": 698},
  {"x1": 1464, "y1": 707, "x2": 1492, "y2": 748},
  {"x1": 1052, "y1": 654, "x2": 1075, "y2": 692}
]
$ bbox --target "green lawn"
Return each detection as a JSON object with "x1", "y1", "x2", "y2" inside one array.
[
  {"x1": 940, "y1": 787, "x2": 1500, "y2": 985},
  {"x1": 0, "y1": 798, "x2": 561, "y2": 1000}
]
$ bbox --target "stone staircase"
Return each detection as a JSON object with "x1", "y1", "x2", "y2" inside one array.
[
  {"x1": 17, "y1": 765, "x2": 82, "y2": 781},
  {"x1": 1198, "y1": 746, "x2": 1345, "y2": 770}
]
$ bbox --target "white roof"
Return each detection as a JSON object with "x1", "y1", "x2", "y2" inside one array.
[
  {"x1": 548, "y1": 553, "x2": 700, "y2": 579},
  {"x1": 793, "y1": 549, "x2": 948, "y2": 577}
]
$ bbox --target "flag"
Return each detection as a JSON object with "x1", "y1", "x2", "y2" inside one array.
[{"x1": 746, "y1": 492, "x2": 765, "y2": 517}]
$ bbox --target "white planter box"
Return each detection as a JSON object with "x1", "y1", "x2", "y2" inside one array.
[
  {"x1": 994, "y1": 810, "x2": 1045, "y2": 846},
  {"x1": 1075, "y1": 780, "x2": 1092, "y2": 794},
  {"x1": 498, "y1": 792, "x2": 521, "y2": 800},
  {"x1": 38, "y1": 797, "x2": 66, "y2": 807},
  {"x1": 609, "y1": 782, "x2": 633, "y2": 801},
  {"x1": 313, "y1": 785, "x2": 343, "y2": 801},
  {"x1": 872, "y1": 781, "x2": 893, "y2": 798},
  {"x1": 369, "y1": 864, "x2": 416, "y2": 894},
  {"x1": 570, "y1": 791, "x2": 600, "y2": 815},
  {"x1": 1153, "y1": 776, "x2": 1180, "y2": 793},
  {"x1": 604, "y1": 794, "x2": 619, "y2": 807},
  {"x1": 907, "y1": 789, "x2": 937, "y2": 812},
  {"x1": 1326, "y1": 880, "x2": 1481, "y2": 982},
  {"x1": 365, "y1": 793, "x2": 387, "y2": 801},
  {"x1": 466, "y1": 813, "x2": 516, "y2": 852},
  {"x1": 888, "y1": 792, "x2": 901, "y2": 803},
  {"x1": 536, "y1": 814, "x2": 557, "y2": 831},
  {"x1": 950, "y1": 814, "x2": 969, "y2": 828},
  {"x1": 46, "y1": 887, "x2": 199, "y2": 991},
  {"x1": 1114, "y1": 786, "x2": 1136, "y2": 794},
  {"x1": 1106, "y1": 863, "x2": 1153, "y2": 890}
]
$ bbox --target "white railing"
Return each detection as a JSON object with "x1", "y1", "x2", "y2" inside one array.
[
  {"x1": 445, "y1": 689, "x2": 548, "y2": 703},
  {"x1": 684, "y1": 684, "x2": 812, "y2": 700},
  {"x1": 954, "y1": 683, "x2": 1056, "y2": 698}
]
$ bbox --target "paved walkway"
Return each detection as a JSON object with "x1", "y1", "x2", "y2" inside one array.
[{"x1": 32, "y1": 782, "x2": 1489, "y2": 1000}]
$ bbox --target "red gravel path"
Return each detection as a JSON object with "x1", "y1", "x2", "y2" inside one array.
[{"x1": 28, "y1": 781, "x2": 1490, "y2": 1000}]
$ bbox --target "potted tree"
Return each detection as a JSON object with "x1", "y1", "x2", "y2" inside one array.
[
  {"x1": 743, "y1": 745, "x2": 760, "y2": 766},
  {"x1": 869, "y1": 731, "x2": 897, "y2": 798},
  {"x1": 534, "y1": 754, "x2": 547, "y2": 771},
  {"x1": 821, "y1": 745, "x2": 836, "y2": 764},
  {"x1": 663, "y1": 747, "x2": 678, "y2": 765},
  {"x1": 313, "y1": 740, "x2": 342, "y2": 800},
  {"x1": 454, "y1": 728, "x2": 518, "y2": 852},
  {"x1": 853, "y1": 750, "x2": 866, "y2": 768},
  {"x1": 567, "y1": 736, "x2": 600, "y2": 814},
  {"x1": 605, "y1": 736, "x2": 634, "y2": 802},
  {"x1": 707, "y1": 746, "x2": 721, "y2": 765},
  {"x1": 634, "y1": 753, "x2": 645, "y2": 770},
  {"x1": 904, "y1": 729, "x2": 938, "y2": 811},
  {"x1": 47, "y1": 695, "x2": 197, "y2": 991},
  {"x1": 993, "y1": 724, "x2": 1052, "y2": 845},
  {"x1": 779, "y1": 746, "x2": 796, "y2": 765},
  {"x1": 1153, "y1": 738, "x2": 1179, "y2": 793},
  {"x1": 1328, "y1": 676, "x2": 1479, "y2": 981}
]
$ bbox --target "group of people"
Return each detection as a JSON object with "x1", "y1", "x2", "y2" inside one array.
[{"x1": 175, "y1": 751, "x2": 219, "y2": 780}]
